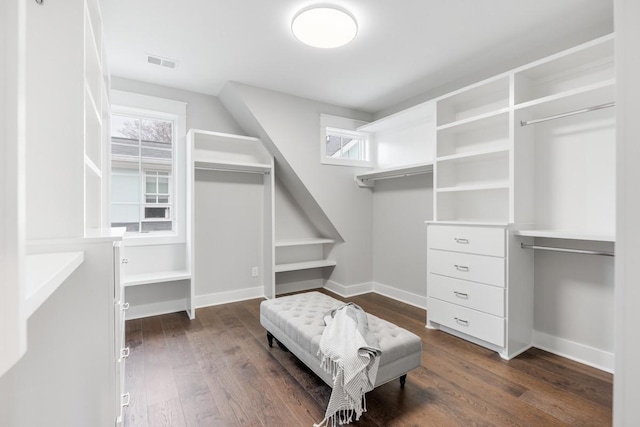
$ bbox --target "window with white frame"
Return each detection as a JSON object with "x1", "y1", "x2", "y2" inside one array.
[
  {"x1": 111, "y1": 112, "x2": 175, "y2": 233},
  {"x1": 320, "y1": 114, "x2": 371, "y2": 166}
]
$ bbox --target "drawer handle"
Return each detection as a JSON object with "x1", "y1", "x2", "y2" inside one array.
[
  {"x1": 454, "y1": 238, "x2": 469, "y2": 244},
  {"x1": 121, "y1": 392, "x2": 131, "y2": 408},
  {"x1": 454, "y1": 264, "x2": 469, "y2": 272},
  {"x1": 454, "y1": 317, "x2": 469, "y2": 326},
  {"x1": 453, "y1": 291, "x2": 469, "y2": 298},
  {"x1": 121, "y1": 302, "x2": 130, "y2": 311},
  {"x1": 121, "y1": 347, "x2": 130, "y2": 359}
]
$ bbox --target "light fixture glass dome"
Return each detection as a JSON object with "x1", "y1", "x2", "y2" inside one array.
[{"x1": 291, "y1": 6, "x2": 358, "y2": 48}]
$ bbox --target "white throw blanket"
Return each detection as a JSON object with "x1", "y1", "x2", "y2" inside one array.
[{"x1": 314, "y1": 303, "x2": 381, "y2": 427}]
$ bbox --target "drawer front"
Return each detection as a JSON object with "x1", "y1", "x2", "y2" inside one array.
[
  {"x1": 428, "y1": 297, "x2": 505, "y2": 346},
  {"x1": 428, "y1": 249, "x2": 506, "y2": 287},
  {"x1": 428, "y1": 274, "x2": 505, "y2": 317},
  {"x1": 428, "y1": 225, "x2": 505, "y2": 257}
]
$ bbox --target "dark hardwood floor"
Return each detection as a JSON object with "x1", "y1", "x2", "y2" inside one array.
[{"x1": 122, "y1": 290, "x2": 612, "y2": 426}]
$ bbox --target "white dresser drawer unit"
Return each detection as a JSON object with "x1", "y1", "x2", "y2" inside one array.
[
  {"x1": 428, "y1": 297, "x2": 505, "y2": 347},
  {"x1": 428, "y1": 225, "x2": 505, "y2": 257},
  {"x1": 428, "y1": 273, "x2": 505, "y2": 317},
  {"x1": 428, "y1": 249, "x2": 506, "y2": 287}
]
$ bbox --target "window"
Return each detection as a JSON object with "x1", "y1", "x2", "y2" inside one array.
[
  {"x1": 111, "y1": 113, "x2": 175, "y2": 233},
  {"x1": 320, "y1": 114, "x2": 371, "y2": 166}
]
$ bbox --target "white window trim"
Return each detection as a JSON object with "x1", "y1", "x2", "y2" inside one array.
[
  {"x1": 320, "y1": 114, "x2": 372, "y2": 167},
  {"x1": 110, "y1": 90, "x2": 187, "y2": 246}
]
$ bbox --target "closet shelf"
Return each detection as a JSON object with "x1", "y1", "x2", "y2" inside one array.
[
  {"x1": 123, "y1": 270, "x2": 191, "y2": 287},
  {"x1": 436, "y1": 147, "x2": 509, "y2": 163},
  {"x1": 275, "y1": 238, "x2": 335, "y2": 247},
  {"x1": 514, "y1": 80, "x2": 615, "y2": 113},
  {"x1": 25, "y1": 251, "x2": 85, "y2": 317},
  {"x1": 355, "y1": 162, "x2": 433, "y2": 187},
  {"x1": 514, "y1": 229, "x2": 615, "y2": 242},
  {"x1": 274, "y1": 260, "x2": 337, "y2": 273},
  {"x1": 436, "y1": 108, "x2": 510, "y2": 132},
  {"x1": 193, "y1": 160, "x2": 271, "y2": 174},
  {"x1": 436, "y1": 183, "x2": 509, "y2": 193}
]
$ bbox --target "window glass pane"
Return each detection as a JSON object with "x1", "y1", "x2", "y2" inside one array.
[
  {"x1": 140, "y1": 119, "x2": 172, "y2": 144},
  {"x1": 112, "y1": 169, "x2": 140, "y2": 203},
  {"x1": 112, "y1": 144, "x2": 139, "y2": 158},
  {"x1": 326, "y1": 134, "x2": 342, "y2": 157},
  {"x1": 158, "y1": 177, "x2": 169, "y2": 194},
  {"x1": 157, "y1": 196, "x2": 169, "y2": 204},
  {"x1": 141, "y1": 147, "x2": 172, "y2": 161},
  {"x1": 111, "y1": 203, "x2": 139, "y2": 227},
  {"x1": 145, "y1": 173, "x2": 157, "y2": 193},
  {"x1": 112, "y1": 115, "x2": 139, "y2": 144},
  {"x1": 345, "y1": 140, "x2": 361, "y2": 160},
  {"x1": 145, "y1": 207, "x2": 169, "y2": 219},
  {"x1": 145, "y1": 196, "x2": 157, "y2": 203},
  {"x1": 141, "y1": 221, "x2": 172, "y2": 232}
]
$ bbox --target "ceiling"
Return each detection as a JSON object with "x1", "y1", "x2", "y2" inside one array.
[{"x1": 100, "y1": 0, "x2": 613, "y2": 114}]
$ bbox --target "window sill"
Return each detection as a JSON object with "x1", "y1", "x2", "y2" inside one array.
[{"x1": 321, "y1": 158, "x2": 373, "y2": 168}]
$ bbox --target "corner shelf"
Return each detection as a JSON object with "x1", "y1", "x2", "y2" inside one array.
[
  {"x1": 25, "y1": 251, "x2": 85, "y2": 317},
  {"x1": 355, "y1": 162, "x2": 434, "y2": 187},
  {"x1": 274, "y1": 260, "x2": 337, "y2": 273}
]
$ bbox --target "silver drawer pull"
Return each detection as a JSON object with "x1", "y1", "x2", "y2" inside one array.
[
  {"x1": 454, "y1": 238, "x2": 469, "y2": 244},
  {"x1": 454, "y1": 317, "x2": 469, "y2": 326},
  {"x1": 121, "y1": 392, "x2": 130, "y2": 408},
  {"x1": 453, "y1": 291, "x2": 469, "y2": 298},
  {"x1": 121, "y1": 347, "x2": 130, "y2": 359},
  {"x1": 454, "y1": 264, "x2": 469, "y2": 271},
  {"x1": 121, "y1": 258, "x2": 129, "y2": 264},
  {"x1": 121, "y1": 302, "x2": 130, "y2": 311}
]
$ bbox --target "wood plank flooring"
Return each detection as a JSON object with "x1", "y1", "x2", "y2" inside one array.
[{"x1": 123, "y1": 290, "x2": 612, "y2": 426}]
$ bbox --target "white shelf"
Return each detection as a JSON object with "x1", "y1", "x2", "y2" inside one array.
[
  {"x1": 357, "y1": 101, "x2": 435, "y2": 133},
  {"x1": 355, "y1": 162, "x2": 434, "y2": 185},
  {"x1": 437, "y1": 183, "x2": 509, "y2": 193},
  {"x1": 193, "y1": 160, "x2": 271, "y2": 174},
  {"x1": 514, "y1": 79, "x2": 615, "y2": 113},
  {"x1": 25, "y1": 251, "x2": 85, "y2": 317},
  {"x1": 274, "y1": 260, "x2": 337, "y2": 273},
  {"x1": 436, "y1": 147, "x2": 509, "y2": 163},
  {"x1": 436, "y1": 108, "x2": 510, "y2": 132},
  {"x1": 514, "y1": 229, "x2": 615, "y2": 242},
  {"x1": 123, "y1": 270, "x2": 191, "y2": 287},
  {"x1": 425, "y1": 220, "x2": 510, "y2": 227},
  {"x1": 275, "y1": 238, "x2": 335, "y2": 247}
]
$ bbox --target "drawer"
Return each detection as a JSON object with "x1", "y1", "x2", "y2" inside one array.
[
  {"x1": 428, "y1": 274, "x2": 505, "y2": 317},
  {"x1": 428, "y1": 297, "x2": 505, "y2": 346},
  {"x1": 428, "y1": 249, "x2": 505, "y2": 287},
  {"x1": 428, "y1": 225, "x2": 505, "y2": 257}
]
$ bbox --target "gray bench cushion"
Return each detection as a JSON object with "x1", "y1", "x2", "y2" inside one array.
[{"x1": 260, "y1": 291, "x2": 422, "y2": 387}]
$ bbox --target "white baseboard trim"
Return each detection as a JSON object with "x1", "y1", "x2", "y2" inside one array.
[
  {"x1": 372, "y1": 282, "x2": 427, "y2": 310},
  {"x1": 532, "y1": 330, "x2": 614, "y2": 373},
  {"x1": 194, "y1": 286, "x2": 265, "y2": 309},
  {"x1": 126, "y1": 299, "x2": 187, "y2": 320},
  {"x1": 324, "y1": 280, "x2": 373, "y2": 298}
]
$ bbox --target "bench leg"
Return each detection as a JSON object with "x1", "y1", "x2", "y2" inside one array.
[
  {"x1": 399, "y1": 374, "x2": 407, "y2": 389},
  {"x1": 267, "y1": 332, "x2": 274, "y2": 348}
]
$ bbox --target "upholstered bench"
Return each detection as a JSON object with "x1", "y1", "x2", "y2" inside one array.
[{"x1": 260, "y1": 291, "x2": 422, "y2": 388}]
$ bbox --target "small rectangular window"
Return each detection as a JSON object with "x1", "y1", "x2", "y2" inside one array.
[{"x1": 320, "y1": 114, "x2": 371, "y2": 167}]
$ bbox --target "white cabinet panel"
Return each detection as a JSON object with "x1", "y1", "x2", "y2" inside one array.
[
  {"x1": 428, "y1": 249, "x2": 505, "y2": 287},
  {"x1": 428, "y1": 273, "x2": 505, "y2": 317}
]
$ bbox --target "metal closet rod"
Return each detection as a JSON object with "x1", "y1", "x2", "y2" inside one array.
[
  {"x1": 362, "y1": 171, "x2": 428, "y2": 181},
  {"x1": 520, "y1": 242, "x2": 614, "y2": 257},
  {"x1": 520, "y1": 102, "x2": 615, "y2": 127},
  {"x1": 194, "y1": 166, "x2": 270, "y2": 175}
]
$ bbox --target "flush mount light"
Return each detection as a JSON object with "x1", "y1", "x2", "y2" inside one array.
[{"x1": 291, "y1": 6, "x2": 358, "y2": 48}]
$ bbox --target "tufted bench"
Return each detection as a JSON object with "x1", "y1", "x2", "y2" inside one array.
[{"x1": 260, "y1": 291, "x2": 422, "y2": 388}]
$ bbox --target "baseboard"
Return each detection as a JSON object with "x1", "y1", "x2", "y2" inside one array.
[
  {"x1": 126, "y1": 299, "x2": 187, "y2": 320},
  {"x1": 324, "y1": 280, "x2": 373, "y2": 298},
  {"x1": 194, "y1": 286, "x2": 265, "y2": 309},
  {"x1": 532, "y1": 330, "x2": 614, "y2": 373},
  {"x1": 372, "y1": 282, "x2": 427, "y2": 310}
]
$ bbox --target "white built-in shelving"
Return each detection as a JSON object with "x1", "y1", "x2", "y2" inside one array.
[
  {"x1": 274, "y1": 238, "x2": 336, "y2": 276},
  {"x1": 355, "y1": 162, "x2": 433, "y2": 187},
  {"x1": 123, "y1": 270, "x2": 192, "y2": 287},
  {"x1": 274, "y1": 260, "x2": 337, "y2": 273},
  {"x1": 188, "y1": 129, "x2": 275, "y2": 300}
]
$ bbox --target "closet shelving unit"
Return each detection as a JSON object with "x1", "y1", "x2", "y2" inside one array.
[
  {"x1": 187, "y1": 129, "x2": 275, "y2": 300},
  {"x1": 274, "y1": 238, "x2": 336, "y2": 273},
  {"x1": 354, "y1": 101, "x2": 436, "y2": 188}
]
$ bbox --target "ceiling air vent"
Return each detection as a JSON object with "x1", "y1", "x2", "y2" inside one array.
[{"x1": 146, "y1": 54, "x2": 178, "y2": 69}]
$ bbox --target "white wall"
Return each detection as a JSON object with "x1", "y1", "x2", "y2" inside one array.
[
  {"x1": 220, "y1": 82, "x2": 375, "y2": 288},
  {"x1": 614, "y1": 0, "x2": 640, "y2": 423},
  {"x1": 372, "y1": 174, "x2": 433, "y2": 303}
]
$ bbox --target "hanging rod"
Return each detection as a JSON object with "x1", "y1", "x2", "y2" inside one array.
[
  {"x1": 520, "y1": 102, "x2": 615, "y2": 127},
  {"x1": 361, "y1": 171, "x2": 429, "y2": 182},
  {"x1": 194, "y1": 166, "x2": 270, "y2": 175},
  {"x1": 520, "y1": 242, "x2": 614, "y2": 257}
]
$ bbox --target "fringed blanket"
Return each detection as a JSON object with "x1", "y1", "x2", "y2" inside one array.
[{"x1": 314, "y1": 303, "x2": 381, "y2": 427}]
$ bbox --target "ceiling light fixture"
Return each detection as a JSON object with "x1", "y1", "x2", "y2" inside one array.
[{"x1": 291, "y1": 6, "x2": 357, "y2": 48}]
